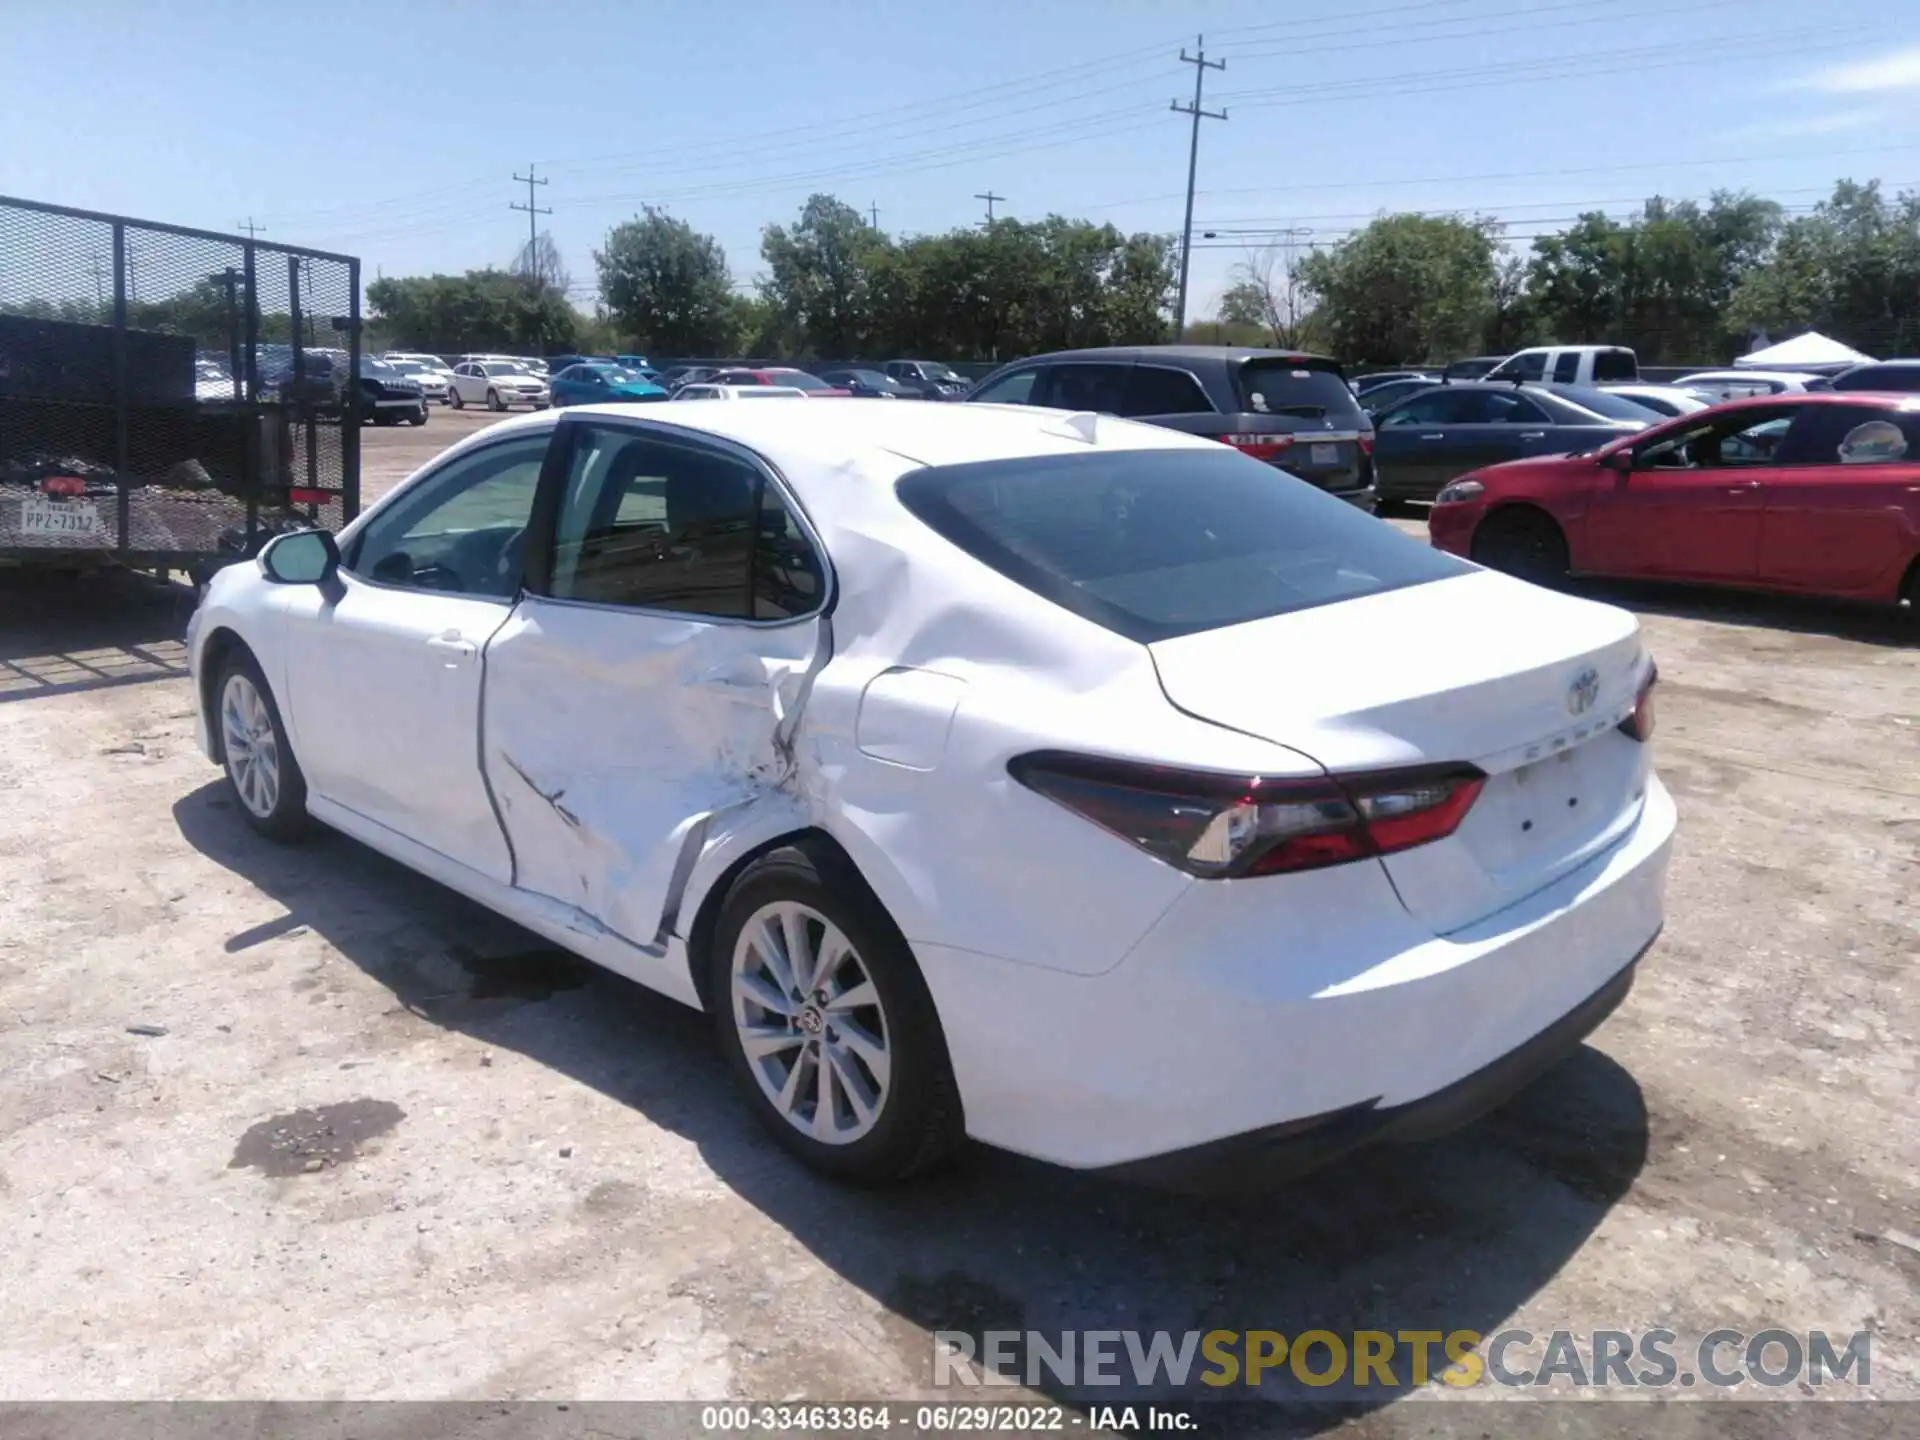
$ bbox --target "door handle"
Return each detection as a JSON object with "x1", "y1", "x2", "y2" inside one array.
[
  {"x1": 1419, "y1": 433, "x2": 1445, "y2": 441},
  {"x1": 1725, "y1": 480, "x2": 1762, "y2": 493},
  {"x1": 426, "y1": 633, "x2": 477, "y2": 657},
  {"x1": 1520, "y1": 431, "x2": 1546, "y2": 440}
]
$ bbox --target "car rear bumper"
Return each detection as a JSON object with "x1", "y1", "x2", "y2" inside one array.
[{"x1": 915, "y1": 774, "x2": 1674, "y2": 1182}]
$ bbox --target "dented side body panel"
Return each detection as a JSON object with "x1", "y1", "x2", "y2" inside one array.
[{"x1": 481, "y1": 593, "x2": 826, "y2": 999}]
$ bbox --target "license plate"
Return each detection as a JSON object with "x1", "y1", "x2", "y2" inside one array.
[
  {"x1": 1310, "y1": 443, "x2": 1340, "y2": 466},
  {"x1": 20, "y1": 496, "x2": 101, "y2": 537}
]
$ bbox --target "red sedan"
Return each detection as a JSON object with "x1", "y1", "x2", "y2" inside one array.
[
  {"x1": 706, "y1": 367, "x2": 851, "y2": 397},
  {"x1": 1427, "y1": 392, "x2": 1920, "y2": 608}
]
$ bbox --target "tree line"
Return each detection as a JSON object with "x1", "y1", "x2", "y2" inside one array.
[
  {"x1": 15, "y1": 178, "x2": 1914, "y2": 370},
  {"x1": 1213, "y1": 179, "x2": 1920, "y2": 367}
]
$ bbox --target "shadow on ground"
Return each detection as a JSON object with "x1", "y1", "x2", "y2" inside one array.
[
  {"x1": 0, "y1": 568, "x2": 198, "y2": 702},
  {"x1": 1568, "y1": 575, "x2": 1916, "y2": 649},
  {"x1": 176, "y1": 782, "x2": 1650, "y2": 1433}
]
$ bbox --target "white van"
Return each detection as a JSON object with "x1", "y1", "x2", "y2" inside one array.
[{"x1": 1484, "y1": 345, "x2": 1638, "y2": 386}]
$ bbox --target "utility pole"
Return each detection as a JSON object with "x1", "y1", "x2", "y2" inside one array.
[
  {"x1": 237, "y1": 218, "x2": 266, "y2": 241},
  {"x1": 88, "y1": 254, "x2": 106, "y2": 310},
  {"x1": 974, "y1": 191, "x2": 1005, "y2": 226},
  {"x1": 869, "y1": 201, "x2": 881, "y2": 229},
  {"x1": 510, "y1": 164, "x2": 552, "y2": 276},
  {"x1": 1171, "y1": 35, "x2": 1226, "y2": 340}
]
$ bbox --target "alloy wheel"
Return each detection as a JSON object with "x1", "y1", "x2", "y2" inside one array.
[
  {"x1": 221, "y1": 672, "x2": 280, "y2": 820},
  {"x1": 730, "y1": 900, "x2": 892, "y2": 1145}
]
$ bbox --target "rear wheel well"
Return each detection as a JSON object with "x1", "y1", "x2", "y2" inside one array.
[
  {"x1": 684, "y1": 827, "x2": 884, "y2": 1014},
  {"x1": 198, "y1": 626, "x2": 250, "y2": 762}
]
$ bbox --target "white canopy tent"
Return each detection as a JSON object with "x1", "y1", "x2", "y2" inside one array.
[{"x1": 1735, "y1": 331, "x2": 1874, "y2": 371}]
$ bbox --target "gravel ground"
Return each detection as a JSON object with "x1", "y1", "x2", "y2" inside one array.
[{"x1": 0, "y1": 417, "x2": 1914, "y2": 1432}]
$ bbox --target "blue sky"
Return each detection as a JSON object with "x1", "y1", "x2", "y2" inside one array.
[{"x1": 4, "y1": 0, "x2": 1919, "y2": 322}]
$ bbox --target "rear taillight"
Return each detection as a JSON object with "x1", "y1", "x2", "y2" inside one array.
[
  {"x1": 1222, "y1": 433, "x2": 1294, "y2": 461},
  {"x1": 289, "y1": 488, "x2": 329, "y2": 504},
  {"x1": 1008, "y1": 751, "x2": 1485, "y2": 879},
  {"x1": 40, "y1": 475, "x2": 86, "y2": 496},
  {"x1": 1620, "y1": 663, "x2": 1657, "y2": 742},
  {"x1": 1357, "y1": 432, "x2": 1375, "y2": 457}
]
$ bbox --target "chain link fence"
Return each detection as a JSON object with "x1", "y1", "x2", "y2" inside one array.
[{"x1": 0, "y1": 195, "x2": 360, "y2": 579}]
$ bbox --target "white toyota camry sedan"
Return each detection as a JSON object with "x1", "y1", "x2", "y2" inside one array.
[{"x1": 185, "y1": 399, "x2": 1674, "y2": 1190}]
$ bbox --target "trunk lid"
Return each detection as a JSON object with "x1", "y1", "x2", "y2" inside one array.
[{"x1": 1148, "y1": 569, "x2": 1653, "y2": 934}]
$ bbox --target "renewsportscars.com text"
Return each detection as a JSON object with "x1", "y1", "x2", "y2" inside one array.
[{"x1": 934, "y1": 1327, "x2": 1872, "y2": 1394}]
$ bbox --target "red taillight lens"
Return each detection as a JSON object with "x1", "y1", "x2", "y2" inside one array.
[
  {"x1": 289, "y1": 488, "x2": 330, "y2": 504},
  {"x1": 1008, "y1": 752, "x2": 1485, "y2": 879},
  {"x1": 40, "y1": 475, "x2": 87, "y2": 497},
  {"x1": 1222, "y1": 433, "x2": 1294, "y2": 461},
  {"x1": 1619, "y1": 663, "x2": 1657, "y2": 742},
  {"x1": 1357, "y1": 432, "x2": 1375, "y2": 457}
]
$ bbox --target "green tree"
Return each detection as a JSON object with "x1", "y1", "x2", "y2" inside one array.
[
  {"x1": 1730, "y1": 180, "x2": 1920, "y2": 355},
  {"x1": 594, "y1": 207, "x2": 737, "y2": 355},
  {"x1": 1296, "y1": 214, "x2": 1501, "y2": 366},
  {"x1": 365, "y1": 269, "x2": 578, "y2": 353},
  {"x1": 759, "y1": 195, "x2": 889, "y2": 358}
]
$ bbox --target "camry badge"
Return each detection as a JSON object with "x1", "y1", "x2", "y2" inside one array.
[{"x1": 1567, "y1": 666, "x2": 1601, "y2": 716}]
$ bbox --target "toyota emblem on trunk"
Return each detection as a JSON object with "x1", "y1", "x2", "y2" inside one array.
[{"x1": 1567, "y1": 666, "x2": 1601, "y2": 715}]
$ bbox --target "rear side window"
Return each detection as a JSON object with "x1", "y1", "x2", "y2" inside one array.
[
  {"x1": 1234, "y1": 361, "x2": 1364, "y2": 424},
  {"x1": 1777, "y1": 404, "x2": 1920, "y2": 465},
  {"x1": 1552, "y1": 353, "x2": 1581, "y2": 383},
  {"x1": 1122, "y1": 365, "x2": 1214, "y2": 417},
  {"x1": 1835, "y1": 365, "x2": 1920, "y2": 393},
  {"x1": 1550, "y1": 386, "x2": 1662, "y2": 422},
  {"x1": 1040, "y1": 363, "x2": 1131, "y2": 414},
  {"x1": 895, "y1": 448, "x2": 1472, "y2": 643},
  {"x1": 1591, "y1": 349, "x2": 1638, "y2": 382}
]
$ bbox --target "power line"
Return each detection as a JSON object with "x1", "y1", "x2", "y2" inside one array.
[
  {"x1": 237, "y1": 218, "x2": 266, "y2": 241},
  {"x1": 975, "y1": 191, "x2": 1006, "y2": 225},
  {"x1": 1171, "y1": 35, "x2": 1226, "y2": 339},
  {"x1": 510, "y1": 164, "x2": 552, "y2": 272}
]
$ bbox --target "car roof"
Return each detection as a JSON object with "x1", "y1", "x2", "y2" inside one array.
[
  {"x1": 477, "y1": 395, "x2": 1208, "y2": 470},
  {"x1": 997, "y1": 344, "x2": 1339, "y2": 367}
]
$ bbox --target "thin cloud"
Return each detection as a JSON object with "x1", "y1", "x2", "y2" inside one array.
[
  {"x1": 1800, "y1": 46, "x2": 1920, "y2": 93},
  {"x1": 1722, "y1": 109, "x2": 1879, "y2": 141}
]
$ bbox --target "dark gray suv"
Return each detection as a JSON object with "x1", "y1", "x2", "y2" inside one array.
[{"x1": 964, "y1": 345, "x2": 1375, "y2": 505}]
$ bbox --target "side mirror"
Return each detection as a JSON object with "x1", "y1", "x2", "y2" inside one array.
[
  {"x1": 1601, "y1": 448, "x2": 1634, "y2": 474},
  {"x1": 259, "y1": 528, "x2": 340, "y2": 585}
]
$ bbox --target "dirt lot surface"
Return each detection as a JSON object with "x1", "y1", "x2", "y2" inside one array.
[{"x1": 0, "y1": 417, "x2": 1915, "y2": 1427}]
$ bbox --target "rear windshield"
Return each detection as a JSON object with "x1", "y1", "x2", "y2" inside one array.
[
  {"x1": 1551, "y1": 385, "x2": 1660, "y2": 421},
  {"x1": 895, "y1": 448, "x2": 1471, "y2": 643},
  {"x1": 771, "y1": 371, "x2": 833, "y2": 391},
  {"x1": 1233, "y1": 361, "x2": 1364, "y2": 423},
  {"x1": 1591, "y1": 348, "x2": 1638, "y2": 382}
]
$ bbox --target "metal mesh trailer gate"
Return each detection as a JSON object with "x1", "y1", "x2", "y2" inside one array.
[{"x1": 0, "y1": 195, "x2": 360, "y2": 581}]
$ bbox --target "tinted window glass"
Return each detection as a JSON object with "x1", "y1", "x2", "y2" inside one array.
[
  {"x1": 546, "y1": 426, "x2": 758, "y2": 616},
  {"x1": 1122, "y1": 365, "x2": 1214, "y2": 417},
  {"x1": 1483, "y1": 390, "x2": 1547, "y2": 423},
  {"x1": 1550, "y1": 385, "x2": 1659, "y2": 421},
  {"x1": 1118, "y1": 365, "x2": 1211, "y2": 416},
  {"x1": 895, "y1": 448, "x2": 1473, "y2": 644},
  {"x1": 347, "y1": 435, "x2": 549, "y2": 597},
  {"x1": 1637, "y1": 406, "x2": 1798, "y2": 469},
  {"x1": 1834, "y1": 365, "x2": 1920, "y2": 393},
  {"x1": 970, "y1": 367, "x2": 1040, "y2": 405},
  {"x1": 754, "y1": 484, "x2": 826, "y2": 619},
  {"x1": 1495, "y1": 351, "x2": 1548, "y2": 382},
  {"x1": 1591, "y1": 349, "x2": 1638, "y2": 382},
  {"x1": 1379, "y1": 389, "x2": 1483, "y2": 425},
  {"x1": 1234, "y1": 361, "x2": 1364, "y2": 423},
  {"x1": 1041, "y1": 363, "x2": 1131, "y2": 413},
  {"x1": 1552, "y1": 353, "x2": 1581, "y2": 383},
  {"x1": 1357, "y1": 378, "x2": 1429, "y2": 414},
  {"x1": 1776, "y1": 404, "x2": 1920, "y2": 464}
]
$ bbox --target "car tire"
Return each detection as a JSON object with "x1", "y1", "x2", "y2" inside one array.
[
  {"x1": 709, "y1": 839, "x2": 963, "y2": 1184},
  {"x1": 214, "y1": 649, "x2": 313, "y2": 842},
  {"x1": 487, "y1": 388, "x2": 505, "y2": 412},
  {"x1": 1472, "y1": 506, "x2": 1571, "y2": 586},
  {"x1": 1372, "y1": 495, "x2": 1407, "y2": 519},
  {"x1": 408, "y1": 405, "x2": 427, "y2": 426},
  {"x1": 448, "y1": 387, "x2": 464, "y2": 410},
  {"x1": 1901, "y1": 560, "x2": 1920, "y2": 614}
]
